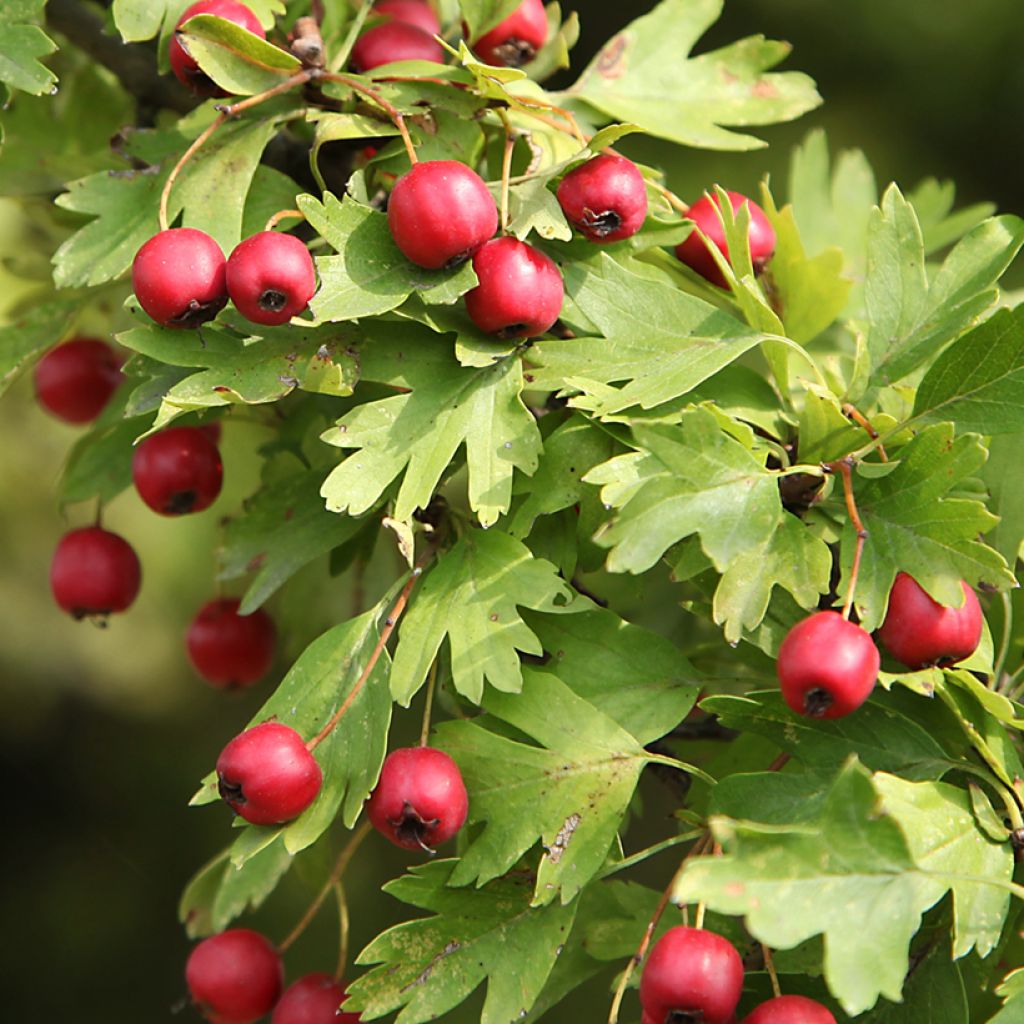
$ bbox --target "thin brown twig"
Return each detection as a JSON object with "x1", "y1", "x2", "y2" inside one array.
[
  {"x1": 264, "y1": 208, "x2": 305, "y2": 232},
  {"x1": 826, "y1": 457, "x2": 868, "y2": 620},
  {"x1": 763, "y1": 944, "x2": 782, "y2": 998},
  {"x1": 843, "y1": 403, "x2": 889, "y2": 462},
  {"x1": 319, "y1": 71, "x2": 418, "y2": 163},
  {"x1": 650, "y1": 180, "x2": 690, "y2": 217},
  {"x1": 159, "y1": 114, "x2": 225, "y2": 230},
  {"x1": 498, "y1": 110, "x2": 516, "y2": 233}
]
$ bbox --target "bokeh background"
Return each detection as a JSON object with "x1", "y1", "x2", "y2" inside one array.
[{"x1": 2, "y1": 1, "x2": 1022, "y2": 1020}]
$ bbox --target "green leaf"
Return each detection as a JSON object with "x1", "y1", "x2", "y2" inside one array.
[
  {"x1": 59, "y1": 413, "x2": 148, "y2": 507},
  {"x1": 0, "y1": 297, "x2": 78, "y2": 396},
  {"x1": 504, "y1": 175, "x2": 573, "y2": 242},
  {"x1": 459, "y1": 0, "x2": 525, "y2": 37},
  {"x1": 980, "y1": 432, "x2": 1024, "y2": 565},
  {"x1": 390, "y1": 530, "x2": 573, "y2": 705},
  {"x1": 0, "y1": 0, "x2": 56, "y2": 96},
  {"x1": 111, "y1": 0, "x2": 284, "y2": 43},
  {"x1": 860, "y1": 944, "x2": 968, "y2": 1024}
]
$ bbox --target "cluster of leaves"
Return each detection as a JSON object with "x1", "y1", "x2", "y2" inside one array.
[{"x1": 4, "y1": 1, "x2": 1024, "y2": 1021}]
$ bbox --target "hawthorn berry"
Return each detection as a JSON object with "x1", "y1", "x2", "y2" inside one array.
[
  {"x1": 186, "y1": 598, "x2": 276, "y2": 689},
  {"x1": 877, "y1": 572, "x2": 983, "y2": 670},
  {"x1": 217, "y1": 722, "x2": 323, "y2": 825},
  {"x1": 469, "y1": 0, "x2": 548, "y2": 67},
  {"x1": 33, "y1": 338, "x2": 123, "y2": 425},
  {"x1": 639, "y1": 926, "x2": 745, "y2": 1024},
  {"x1": 185, "y1": 928, "x2": 283, "y2": 1024},
  {"x1": 50, "y1": 526, "x2": 142, "y2": 620},
  {"x1": 170, "y1": 0, "x2": 266, "y2": 97},
  {"x1": 226, "y1": 232, "x2": 317, "y2": 326},
  {"x1": 675, "y1": 190, "x2": 776, "y2": 288},
  {"x1": 777, "y1": 610, "x2": 879, "y2": 719},
  {"x1": 464, "y1": 236, "x2": 564, "y2": 338},
  {"x1": 131, "y1": 228, "x2": 228, "y2": 329},
  {"x1": 375, "y1": 0, "x2": 441, "y2": 35},
  {"x1": 556, "y1": 153, "x2": 649, "y2": 243},
  {"x1": 272, "y1": 973, "x2": 362, "y2": 1024},
  {"x1": 131, "y1": 425, "x2": 223, "y2": 516},
  {"x1": 387, "y1": 160, "x2": 498, "y2": 269},
  {"x1": 351, "y1": 21, "x2": 444, "y2": 70},
  {"x1": 742, "y1": 994, "x2": 837, "y2": 1024},
  {"x1": 366, "y1": 746, "x2": 468, "y2": 851}
]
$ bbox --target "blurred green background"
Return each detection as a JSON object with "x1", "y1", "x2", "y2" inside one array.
[{"x1": 2, "y1": 1, "x2": 1022, "y2": 1020}]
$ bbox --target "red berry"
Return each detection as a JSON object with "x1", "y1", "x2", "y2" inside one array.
[
  {"x1": 185, "y1": 928, "x2": 283, "y2": 1024},
  {"x1": 640, "y1": 927, "x2": 744, "y2": 1024},
  {"x1": 187, "y1": 598, "x2": 276, "y2": 689},
  {"x1": 387, "y1": 160, "x2": 498, "y2": 269},
  {"x1": 469, "y1": 0, "x2": 548, "y2": 66},
  {"x1": 217, "y1": 722, "x2": 323, "y2": 825},
  {"x1": 375, "y1": 0, "x2": 440, "y2": 35},
  {"x1": 465, "y1": 236, "x2": 564, "y2": 338},
  {"x1": 272, "y1": 973, "x2": 362, "y2": 1024},
  {"x1": 777, "y1": 610, "x2": 879, "y2": 719},
  {"x1": 132, "y1": 228, "x2": 228, "y2": 329},
  {"x1": 226, "y1": 232, "x2": 316, "y2": 326},
  {"x1": 742, "y1": 994, "x2": 836, "y2": 1024},
  {"x1": 877, "y1": 572, "x2": 983, "y2": 670},
  {"x1": 33, "y1": 338, "x2": 123, "y2": 424},
  {"x1": 675, "y1": 190, "x2": 776, "y2": 288},
  {"x1": 350, "y1": 21, "x2": 444, "y2": 71},
  {"x1": 170, "y1": 1, "x2": 266, "y2": 97},
  {"x1": 50, "y1": 526, "x2": 142, "y2": 620},
  {"x1": 366, "y1": 747, "x2": 468, "y2": 850},
  {"x1": 131, "y1": 425, "x2": 223, "y2": 516},
  {"x1": 556, "y1": 154, "x2": 649, "y2": 243}
]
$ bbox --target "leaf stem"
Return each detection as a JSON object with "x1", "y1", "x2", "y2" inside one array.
[
  {"x1": 595, "y1": 830, "x2": 704, "y2": 882},
  {"x1": 994, "y1": 590, "x2": 1014, "y2": 689},
  {"x1": 842, "y1": 403, "x2": 889, "y2": 462},
  {"x1": 420, "y1": 660, "x2": 438, "y2": 747},
  {"x1": 762, "y1": 944, "x2": 782, "y2": 998},
  {"x1": 319, "y1": 71, "x2": 418, "y2": 163},
  {"x1": 159, "y1": 114, "x2": 225, "y2": 231},
  {"x1": 264, "y1": 208, "x2": 305, "y2": 232},
  {"x1": 824, "y1": 456, "x2": 867, "y2": 620},
  {"x1": 498, "y1": 109, "x2": 515, "y2": 234},
  {"x1": 333, "y1": 880, "x2": 350, "y2": 981}
]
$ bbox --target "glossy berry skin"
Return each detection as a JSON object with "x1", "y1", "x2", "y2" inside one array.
[
  {"x1": 132, "y1": 426, "x2": 223, "y2": 516},
  {"x1": 185, "y1": 928, "x2": 283, "y2": 1024},
  {"x1": 742, "y1": 994, "x2": 836, "y2": 1024},
  {"x1": 50, "y1": 527, "x2": 141, "y2": 620},
  {"x1": 470, "y1": 0, "x2": 548, "y2": 67},
  {"x1": 34, "y1": 338, "x2": 123, "y2": 425},
  {"x1": 226, "y1": 232, "x2": 316, "y2": 326},
  {"x1": 187, "y1": 598, "x2": 276, "y2": 689},
  {"x1": 675, "y1": 190, "x2": 776, "y2": 288},
  {"x1": 878, "y1": 572, "x2": 983, "y2": 670},
  {"x1": 132, "y1": 228, "x2": 228, "y2": 329},
  {"x1": 640, "y1": 927, "x2": 744, "y2": 1024},
  {"x1": 375, "y1": 0, "x2": 440, "y2": 35},
  {"x1": 556, "y1": 154, "x2": 649, "y2": 243},
  {"x1": 387, "y1": 160, "x2": 498, "y2": 269},
  {"x1": 367, "y1": 747, "x2": 468, "y2": 850},
  {"x1": 465, "y1": 237, "x2": 564, "y2": 338},
  {"x1": 777, "y1": 610, "x2": 880, "y2": 719},
  {"x1": 217, "y1": 722, "x2": 323, "y2": 825},
  {"x1": 272, "y1": 974, "x2": 362, "y2": 1024},
  {"x1": 350, "y1": 21, "x2": 444, "y2": 71},
  {"x1": 170, "y1": 1, "x2": 265, "y2": 97}
]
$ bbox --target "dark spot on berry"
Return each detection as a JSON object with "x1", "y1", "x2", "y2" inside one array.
[
  {"x1": 804, "y1": 687, "x2": 834, "y2": 718},
  {"x1": 164, "y1": 489, "x2": 198, "y2": 515},
  {"x1": 392, "y1": 801, "x2": 441, "y2": 854},
  {"x1": 494, "y1": 38, "x2": 537, "y2": 67},
  {"x1": 581, "y1": 208, "x2": 622, "y2": 237},
  {"x1": 218, "y1": 776, "x2": 245, "y2": 806},
  {"x1": 168, "y1": 295, "x2": 227, "y2": 330},
  {"x1": 497, "y1": 323, "x2": 528, "y2": 340},
  {"x1": 259, "y1": 289, "x2": 288, "y2": 313}
]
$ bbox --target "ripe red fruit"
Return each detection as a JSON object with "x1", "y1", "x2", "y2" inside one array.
[
  {"x1": 350, "y1": 21, "x2": 444, "y2": 71},
  {"x1": 742, "y1": 994, "x2": 837, "y2": 1024},
  {"x1": 170, "y1": 0, "x2": 266, "y2": 97},
  {"x1": 50, "y1": 526, "x2": 142, "y2": 620},
  {"x1": 469, "y1": 0, "x2": 548, "y2": 66},
  {"x1": 185, "y1": 928, "x2": 283, "y2": 1024},
  {"x1": 877, "y1": 572, "x2": 983, "y2": 670},
  {"x1": 33, "y1": 338, "x2": 123, "y2": 424},
  {"x1": 226, "y1": 232, "x2": 316, "y2": 326},
  {"x1": 366, "y1": 746, "x2": 469, "y2": 850},
  {"x1": 272, "y1": 973, "x2": 362, "y2": 1024},
  {"x1": 639, "y1": 926, "x2": 744, "y2": 1024},
  {"x1": 131, "y1": 425, "x2": 223, "y2": 516},
  {"x1": 675, "y1": 190, "x2": 776, "y2": 287},
  {"x1": 187, "y1": 598, "x2": 276, "y2": 689},
  {"x1": 132, "y1": 228, "x2": 228, "y2": 329},
  {"x1": 387, "y1": 160, "x2": 498, "y2": 269},
  {"x1": 464, "y1": 236, "x2": 564, "y2": 338},
  {"x1": 777, "y1": 610, "x2": 880, "y2": 719},
  {"x1": 376, "y1": 0, "x2": 440, "y2": 35},
  {"x1": 217, "y1": 722, "x2": 323, "y2": 825},
  {"x1": 556, "y1": 153, "x2": 649, "y2": 243}
]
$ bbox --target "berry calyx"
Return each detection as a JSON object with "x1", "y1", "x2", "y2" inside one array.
[
  {"x1": 185, "y1": 928, "x2": 283, "y2": 1024},
  {"x1": 272, "y1": 973, "x2": 362, "y2": 1024},
  {"x1": 132, "y1": 228, "x2": 228, "y2": 329},
  {"x1": 777, "y1": 610, "x2": 880, "y2": 719},
  {"x1": 50, "y1": 526, "x2": 142, "y2": 620},
  {"x1": 387, "y1": 160, "x2": 498, "y2": 269},
  {"x1": 366, "y1": 746, "x2": 468, "y2": 851},
  {"x1": 674, "y1": 190, "x2": 776, "y2": 288},
  {"x1": 186, "y1": 597, "x2": 276, "y2": 689},
  {"x1": 226, "y1": 232, "x2": 317, "y2": 326},
  {"x1": 170, "y1": 1, "x2": 266, "y2": 97},
  {"x1": 741, "y1": 994, "x2": 837, "y2": 1024},
  {"x1": 375, "y1": 0, "x2": 440, "y2": 36},
  {"x1": 464, "y1": 236, "x2": 564, "y2": 338},
  {"x1": 469, "y1": 0, "x2": 548, "y2": 67},
  {"x1": 877, "y1": 572, "x2": 983, "y2": 670},
  {"x1": 639, "y1": 926, "x2": 744, "y2": 1024},
  {"x1": 33, "y1": 338, "x2": 123, "y2": 425},
  {"x1": 217, "y1": 722, "x2": 323, "y2": 825},
  {"x1": 556, "y1": 153, "x2": 649, "y2": 243},
  {"x1": 131, "y1": 425, "x2": 223, "y2": 516},
  {"x1": 350, "y1": 21, "x2": 444, "y2": 71}
]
